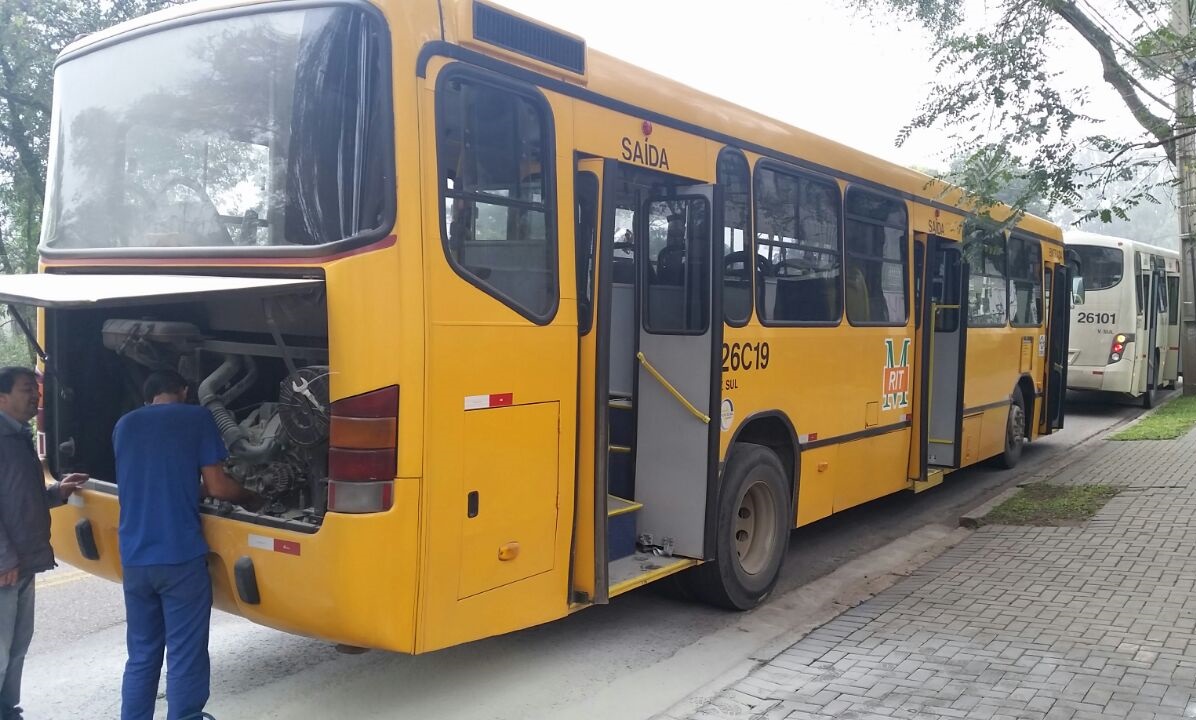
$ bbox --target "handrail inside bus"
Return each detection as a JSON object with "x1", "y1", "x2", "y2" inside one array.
[{"x1": 636, "y1": 351, "x2": 711, "y2": 425}]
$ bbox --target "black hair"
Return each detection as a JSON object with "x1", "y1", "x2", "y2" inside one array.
[
  {"x1": 142, "y1": 369, "x2": 188, "y2": 404},
  {"x1": 0, "y1": 366, "x2": 36, "y2": 394}
]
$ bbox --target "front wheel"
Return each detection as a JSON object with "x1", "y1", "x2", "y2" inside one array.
[
  {"x1": 685, "y1": 443, "x2": 790, "y2": 610},
  {"x1": 996, "y1": 388, "x2": 1026, "y2": 469}
]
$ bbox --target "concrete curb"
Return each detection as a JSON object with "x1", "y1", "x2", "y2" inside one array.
[
  {"x1": 958, "y1": 484, "x2": 1024, "y2": 528},
  {"x1": 954, "y1": 392, "x2": 1164, "y2": 529}
]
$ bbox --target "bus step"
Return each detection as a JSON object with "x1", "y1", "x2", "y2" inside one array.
[
  {"x1": 913, "y1": 469, "x2": 946, "y2": 493},
  {"x1": 608, "y1": 494, "x2": 643, "y2": 561}
]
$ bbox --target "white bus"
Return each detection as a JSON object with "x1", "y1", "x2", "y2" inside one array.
[{"x1": 1066, "y1": 231, "x2": 1180, "y2": 407}]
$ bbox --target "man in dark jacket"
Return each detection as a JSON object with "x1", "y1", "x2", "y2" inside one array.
[{"x1": 0, "y1": 366, "x2": 86, "y2": 719}]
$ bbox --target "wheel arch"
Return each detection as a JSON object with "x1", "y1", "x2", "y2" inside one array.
[{"x1": 722, "y1": 411, "x2": 800, "y2": 520}]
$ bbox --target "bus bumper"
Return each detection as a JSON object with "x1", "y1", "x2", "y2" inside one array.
[{"x1": 1068, "y1": 361, "x2": 1133, "y2": 393}]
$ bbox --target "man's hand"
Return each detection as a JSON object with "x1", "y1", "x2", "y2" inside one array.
[
  {"x1": 57, "y1": 473, "x2": 88, "y2": 500},
  {"x1": 0, "y1": 567, "x2": 18, "y2": 588}
]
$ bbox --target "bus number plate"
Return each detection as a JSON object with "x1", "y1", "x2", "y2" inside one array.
[
  {"x1": 1076, "y1": 312, "x2": 1116, "y2": 324},
  {"x1": 722, "y1": 342, "x2": 770, "y2": 372}
]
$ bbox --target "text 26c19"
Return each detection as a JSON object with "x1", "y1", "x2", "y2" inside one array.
[{"x1": 722, "y1": 342, "x2": 770, "y2": 372}]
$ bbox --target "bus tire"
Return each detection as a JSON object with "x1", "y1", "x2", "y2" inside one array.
[
  {"x1": 686, "y1": 443, "x2": 789, "y2": 611},
  {"x1": 996, "y1": 388, "x2": 1026, "y2": 469}
]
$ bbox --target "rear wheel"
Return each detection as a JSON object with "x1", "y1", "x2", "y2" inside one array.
[
  {"x1": 996, "y1": 388, "x2": 1026, "y2": 469},
  {"x1": 686, "y1": 443, "x2": 790, "y2": 610}
]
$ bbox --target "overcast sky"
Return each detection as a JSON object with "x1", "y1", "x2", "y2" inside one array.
[{"x1": 494, "y1": 0, "x2": 1155, "y2": 172}]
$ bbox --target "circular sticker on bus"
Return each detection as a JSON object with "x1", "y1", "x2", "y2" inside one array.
[{"x1": 720, "y1": 398, "x2": 735, "y2": 432}]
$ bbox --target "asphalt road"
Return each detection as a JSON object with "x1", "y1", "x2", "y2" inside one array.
[{"x1": 24, "y1": 393, "x2": 1146, "y2": 720}]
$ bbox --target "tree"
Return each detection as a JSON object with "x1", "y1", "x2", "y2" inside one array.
[
  {"x1": 0, "y1": 0, "x2": 180, "y2": 360},
  {"x1": 851, "y1": 0, "x2": 1190, "y2": 224}
]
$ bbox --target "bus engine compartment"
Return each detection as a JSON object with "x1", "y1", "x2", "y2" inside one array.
[{"x1": 43, "y1": 286, "x2": 330, "y2": 528}]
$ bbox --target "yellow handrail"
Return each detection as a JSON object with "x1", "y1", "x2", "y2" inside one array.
[{"x1": 636, "y1": 351, "x2": 711, "y2": 424}]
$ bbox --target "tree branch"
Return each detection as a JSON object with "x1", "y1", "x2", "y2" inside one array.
[{"x1": 1051, "y1": 0, "x2": 1178, "y2": 164}]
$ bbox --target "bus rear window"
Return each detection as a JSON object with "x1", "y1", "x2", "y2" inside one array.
[
  {"x1": 43, "y1": 7, "x2": 391, "y2": 252},
  {"x1": 1072, "y1": 246, "x2": 1123, "y2": 292}
]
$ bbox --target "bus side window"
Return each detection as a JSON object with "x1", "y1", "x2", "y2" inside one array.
[
  {"x1": 844, "y1": 188, "x2": 908, "y2": 326},
  {"x1": 753, "y1": 165, "x2": 842, "y2": 325},
  {"x1": 962, "y1": 222, "x2": 1007, "y2": 327},
  {"x1": 913, "y1": 241, "x2": 924, "y2": 329},
  {"x1": 1135, "y1": 252, "x2": 1145, "y2": 315},
  {"x1": 1007, "y1": 235, "x2": 1042, "y2": 327},
  {"x1": 718, "y1": 149, "x2": 752, "y2": 325},
  {"x1": 933, "y1": 249, "x2": 961, "y2": 333},
  {"x1": 644, "y1": 199, "x2": 709, "y2": 333},
  {"x1": 1169, "y1": 276, "x2": 1181, "y2": 327},
  {"x1": 575, "y1": 171, "x2": 599, "y2": 334},
  {"x1": 437, "y1": 73, "x2": 557, "y2": 321}
]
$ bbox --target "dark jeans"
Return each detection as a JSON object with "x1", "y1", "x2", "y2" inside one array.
[
  {"x1": 0, "y1": 575, "x2": 34, "y2": 717},
  {"x1": 121, "y1": 556, "x2": 212, "y2": 720}
]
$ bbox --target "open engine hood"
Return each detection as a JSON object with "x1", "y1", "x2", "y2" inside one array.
[{"x1": 0, "y1": 273, "x2": 322, "y2": 309}]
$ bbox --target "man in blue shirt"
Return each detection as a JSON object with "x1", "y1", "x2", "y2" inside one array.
[{"x1": 113, "y1": 369, "x2": 261, "y2": 720}]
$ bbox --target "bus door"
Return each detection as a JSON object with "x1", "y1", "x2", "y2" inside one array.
[
  {"x1": 572, "y1": 157, "x2": 613, "y2": 603},
  {"x1": 1043, "y1": 263, "x2": 1069, "y2": 431},
  {"x1": 633, "y1": 187, "x2": 721, "y2": 559},
  {"x1": 924, "y1": 237, "x2": 968, "y2": 469},
  {"x1": 574, "y1": 162, "x2": 719, "y2": 598},
  {"x1": 1138, "y1": 255, "x2": 1163, "y2": 397},
  {"x1": 1165, "y1": 265, "x2": 1181, "y2": 386}
]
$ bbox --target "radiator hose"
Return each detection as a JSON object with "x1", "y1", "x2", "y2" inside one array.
[{"x1": 199, "y1": 354, "x2": 275, "y2": 463}]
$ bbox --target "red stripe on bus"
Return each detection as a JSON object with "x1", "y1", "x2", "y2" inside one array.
[{"x1": 274, "y1": 540, "x2": 301, "y2": 556}]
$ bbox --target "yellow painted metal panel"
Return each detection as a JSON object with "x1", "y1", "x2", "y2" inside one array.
[
  {"x1": 50, "y1": 477, "x2": 422, "y2": 653},
  {"x1": 961, "y1": 414, "x2": 984, "y2": 466},
  {"x1": 910, "y1": 205, "x2": 964, "y2": 241},
  {"x1": 574, "y1": 107, "x2": 712, "y2": 183},
  {"x1": 1020, "y1": 335, "x2": 1034, "y2": 374},
  {"x1": 458, "y1": 403, "x2": 560, "y2": 599},
  {"x1": 833, "y1": 430, "x2": 911, "y2": 513},
  {"x1": 796, "y1": 446, "x2": 837, "y2": 527}
]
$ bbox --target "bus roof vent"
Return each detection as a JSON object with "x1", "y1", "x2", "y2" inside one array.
[{"x1": 471, "y1": 1, "x2": 586, "y2": 76}]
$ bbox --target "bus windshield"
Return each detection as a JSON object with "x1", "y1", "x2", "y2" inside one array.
[
  {"x1": 1071, "y1": 245, "x2": 1123, "y2": 292},
  {"x1": 42, "y1": 6, "x2": 390, "y2": 252}
]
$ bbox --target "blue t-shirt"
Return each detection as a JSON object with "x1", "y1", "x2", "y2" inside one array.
[{"x1": 113, "y1": 403, "x2": 228, "y2": 567}]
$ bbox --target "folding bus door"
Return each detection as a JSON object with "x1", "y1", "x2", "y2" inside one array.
[
  {"x1": 633, "y1": 186, "x2": 721, "y2": 559},
  {"x1": 925, "y1": 238, "x2": 968, "y2": 469}
]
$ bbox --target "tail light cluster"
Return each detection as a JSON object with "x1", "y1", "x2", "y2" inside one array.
[
  {"x1": 327, "y1": 386, "x2": 398, "y2": 514},
  {"x1": 1108, "y1": 334, "x2": 1132, "y2": 364}
]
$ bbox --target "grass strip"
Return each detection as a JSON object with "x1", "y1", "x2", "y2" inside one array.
[
  {"x1": 979, "y1": 484, "x2": 1121, "y2": 526},
  {"x1": 1110, "y1": 396, "x2": 1196, "y2": 441}
]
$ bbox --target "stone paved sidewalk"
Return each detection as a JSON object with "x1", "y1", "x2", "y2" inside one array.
[{"x1": 673, "y1": 424, "x2": 1196, "y2": 720}]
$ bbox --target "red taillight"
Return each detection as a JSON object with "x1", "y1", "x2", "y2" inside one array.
[
  {"x1": 328, "y1": 447, "x2": 395, "y2": 481},
  {"x1": 327, "y1": 386, "x2": 398, "y2": 514},
  {"x1": 1109, "y1": 334, "x2": 1130, "y2": 364}
]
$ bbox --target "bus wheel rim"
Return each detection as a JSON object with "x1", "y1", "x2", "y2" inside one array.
[
  {"x1": 734, "y1": 475, "x2": 777, "y2": 576},
  {"x1": 1008, "y1": 404, "x2": 1025, "y2": 449}
]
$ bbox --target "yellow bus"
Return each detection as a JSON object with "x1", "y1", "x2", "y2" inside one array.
[{"x1": 1, "y1": 0, "x2": 1068, "y2": 653}]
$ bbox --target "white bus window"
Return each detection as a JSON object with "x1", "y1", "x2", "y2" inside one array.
[{"x1": 1070, "y1": 245, "x2": 1123, "y2": 293}]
